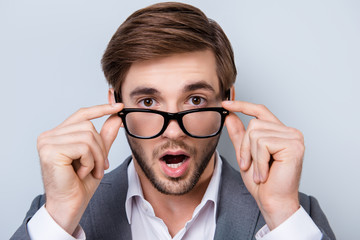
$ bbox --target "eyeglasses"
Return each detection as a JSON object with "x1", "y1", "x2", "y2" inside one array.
[{"x1": 118, "y1": 107, "x2": 229, "y2": 139}]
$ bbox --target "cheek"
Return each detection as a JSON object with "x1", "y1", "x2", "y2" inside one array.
[
  {"x1": 185, "y1": 137, "x2": 218, "y2": 161},
  {"x1": 133, "y1": 138, "x2": 161, "y2": 160},
  {"x1": 196, "y1": 137, "x2": 220, "y2": 156},
  {"x1": 132, "y1": 139, "x2": 153, "y2": 153}
]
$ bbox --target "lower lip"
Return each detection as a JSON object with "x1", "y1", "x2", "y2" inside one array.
[{"x1": 160, "y1": 158, "x2": 190, "y2": 178}]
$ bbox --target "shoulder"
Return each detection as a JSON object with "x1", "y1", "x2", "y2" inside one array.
[
  {"x1": 219, "y1": 156, "x2": 249, "y2": 194},
  {"x1": 88, "y1": 156, "x2": 131, "y2": 201},
  {"x1": 220, "y1": 156, "x2": 335, "y2": 239},
  {"x1": 79, "y1": 156, "x2": 133, "y2": 238}
]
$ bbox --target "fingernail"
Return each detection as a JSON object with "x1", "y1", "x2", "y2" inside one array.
[
  {"x1": 240, "y1": 158, "x2": 245, "y2": 169},
  {"x1": 223, "y1": 101, "x2": 233, "y2": 105},
  {"x1": 106, "y1": 158, "x2": 110, "y2": 169},
  {"x1": 259, "y1": 173, "x2": 264, "y2": 183},
  {"x1": 97, "y1": 170, "x2": 104, "y2": 179},
  {"x1": 240, "y1": 152, "x2": 248, "y2": 166},
  {"x1": 253, "y1": 171, "x2": 258, "y2": 182},
  {"x1": 112, "y1": 103, "x2": 122, "y2": 108}
]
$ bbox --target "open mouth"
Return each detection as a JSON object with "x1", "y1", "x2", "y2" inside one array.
[
  {"x1": 161, "y1": 154, "x2": 189, "y2": 168},
  {"x1": 159, "y1": 152, "x2": 191, "y2": 178}
]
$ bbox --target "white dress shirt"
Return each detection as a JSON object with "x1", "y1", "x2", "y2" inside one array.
[
  {"x1": 27, "y1": 152, "x2": 323, "y2": 240},
  {"x1": 125, "y1": 153, "x2": 222, "y2": 240}
]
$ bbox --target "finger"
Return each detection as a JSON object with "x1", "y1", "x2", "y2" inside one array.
[
  {"x1": 43, "y1": 121, "x2": 107, "y2": 159},
  {"x1": 72, "y1": 149, "x2": 96, "y2": 180},
  {"x1": 240, "y1": 119, "x2": 295, "y2": 172},
  {"x1": 257, "y1": 137, "x2": 304, "y2": 184},
  {"x1": 254, "y1": 137, "x2": 271, "y2": 183},
  {"x1": 246, "y1": 120, "x2": 304, "y2": 143},
  {"x1": 246, "y1": 118, "x2": 287, "y2": 132},
  {"x1": 60, "y1": 103, "x2": 123, "y2": 127},
  {"x1": 222, "y1": 101, "x2": 282, "y2": 124},
  {"x1": 248, "y1": 128, "x2": 303, "y2": 143},
  {"x1": 249, "y1": 132, "x2": 260, "y2": 184},
  {"x1": 249, "y1": 133, "x2": 270, "y2": 184},
  {"x1": 224, "y1": 112, "x2": 246, "y2": 168},
  {"x1": 239, "y1": 126, "x2": 252, "y2": 172},
  {"x1": 40, "y1": 142, "x2": 103, "y2": 179},
  {"x1": 100, "y1": 113, "x2": 123, "y2": 159},
  {"x1": 38, "y1": 131, "x2": 106, "y2": 176}
]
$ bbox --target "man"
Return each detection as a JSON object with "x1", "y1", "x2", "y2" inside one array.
[{"x1": 11, "y1": 2, "x2": 335, "y2": 240}]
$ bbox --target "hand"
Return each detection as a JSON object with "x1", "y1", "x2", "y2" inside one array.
[
  {"x1": 222, "y1": 101, "x2": 304, "y2": 230},
  {"x1": 37, "y1": 103, "x2": 123, "y2": 234}
]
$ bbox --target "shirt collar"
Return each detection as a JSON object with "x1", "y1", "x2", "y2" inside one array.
[
  {"x1": 125, "y1": 151, "x2": 223, "y2": 224},
  {"x1": 125, "y1": 159, "x2": 143, "y2": 224}
]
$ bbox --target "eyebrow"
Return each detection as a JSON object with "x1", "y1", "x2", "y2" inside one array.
[
  {"x1": 129, "y1": 81, "x2": 216, "y2": 99},
  {"x1": 183, "y1": 81, "x2": 216, "y2": 93},
  {"x1": 129, "y1": 87, "x2": 160, "y2": 98}
]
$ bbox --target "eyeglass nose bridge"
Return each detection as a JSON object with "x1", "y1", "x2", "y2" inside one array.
[{"x1": 159, "y1": 111, "x2": 187, "y2": 136}]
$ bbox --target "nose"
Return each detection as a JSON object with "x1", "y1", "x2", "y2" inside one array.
[{"x1": 161, "y1": 118, "x2": 186, "y2": 139}]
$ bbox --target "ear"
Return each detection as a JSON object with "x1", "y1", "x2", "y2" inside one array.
[
  {"x1": 108, "y1": 88, "x2": 116, "y2": 105},
  {"x1": 108, "y1": 88, "x2": 124, "y2": 128},
  {"x1": 230, "y1": 85, "x2": 235, "y2": 101}
]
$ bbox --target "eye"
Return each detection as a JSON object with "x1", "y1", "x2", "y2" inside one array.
[
  {"x1": 189, "y1": 96, "x2": 206, "y2": 106},
  {"x1": 139, "y1": 98, "x2": 156, "y2": 108}
]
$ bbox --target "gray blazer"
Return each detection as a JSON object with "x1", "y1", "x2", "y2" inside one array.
[{"x1": 11, "y1": 157, "x2": 336, "y2": 239}]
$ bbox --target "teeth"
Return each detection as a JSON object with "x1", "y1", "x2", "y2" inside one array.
[{"x1": 166, "y1": 161, "x2": 184, "y2": 168}]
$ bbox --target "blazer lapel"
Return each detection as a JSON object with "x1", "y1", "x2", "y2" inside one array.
[
  {"x1": 86, "y1": 157, "x2": 133, "y2": 240},
  {"x1": 214, "y1": 158, "x2": 261, "y2": 240},
  {"x1": 83, "y1": 156, "x2": 262, "y2": 239}
]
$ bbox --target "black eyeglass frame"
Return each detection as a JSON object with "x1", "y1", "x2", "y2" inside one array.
[{"x1": 118, "y1": 107, "x2": 229, "y2": 139}]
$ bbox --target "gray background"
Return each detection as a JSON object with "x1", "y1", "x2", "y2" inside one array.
[{"x1": 1, "y1": 0, "x2": 359, "y2": 239}]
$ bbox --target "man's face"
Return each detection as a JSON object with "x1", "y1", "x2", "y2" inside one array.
[{"x1": 121, "y1": 50, "x2": 222, "y2": 195}]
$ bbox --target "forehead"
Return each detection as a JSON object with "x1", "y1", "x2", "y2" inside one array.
[{"x1": 121, "y1": 50, "x2": 220, "y2": 97}]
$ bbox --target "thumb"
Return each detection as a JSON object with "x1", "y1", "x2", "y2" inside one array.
[
  {"x1": 100, "y1": 113, "x2": 123, "y2": 156},
  {"x1": 224, "y1": 112, "x2": 246, "y2": 167}
]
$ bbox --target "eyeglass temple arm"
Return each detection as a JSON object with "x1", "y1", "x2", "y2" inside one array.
[
  {"x1": 114, "y1": 91, "x2": 122, "y2": 103},
  {"x1": 225, "y1": 89, "x2": 230, "y2": 100}
]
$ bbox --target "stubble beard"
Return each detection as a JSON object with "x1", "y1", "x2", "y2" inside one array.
[{"x1": 126, "y1": 135, "x2": 220, "y2": 195}]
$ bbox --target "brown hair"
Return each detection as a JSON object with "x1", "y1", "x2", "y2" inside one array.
[{"x1": 101, "y1": 2, "x2": 236, "y2": 100}]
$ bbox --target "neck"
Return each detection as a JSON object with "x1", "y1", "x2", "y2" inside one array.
[{"x1": 133, "y1": 153, "x2": 216, "y2": 237}]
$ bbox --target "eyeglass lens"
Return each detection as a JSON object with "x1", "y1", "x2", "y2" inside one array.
[
  {"x1": 125, "y1": 112, "x2": 164, "y2": 137},
  {"x1": 182, "y1": 111, "x2": 221, "y2": 136}
]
